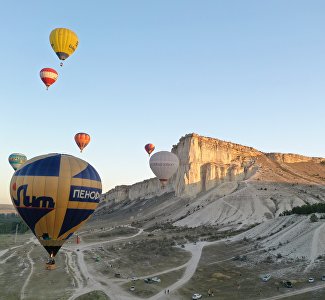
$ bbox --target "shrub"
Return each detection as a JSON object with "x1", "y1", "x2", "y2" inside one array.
[{"x1": 310, "y1": 213, "x2": 318, "y2": 223}]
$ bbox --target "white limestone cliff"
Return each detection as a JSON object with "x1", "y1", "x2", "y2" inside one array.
[{"x1": 101, "y1": 133, "x2": 324, "y2": 205}]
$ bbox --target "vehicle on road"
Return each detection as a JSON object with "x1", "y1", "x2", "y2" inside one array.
[
  {"x1": 262, "y1": 274, "x2": 271, "y2": 282},
  {"x1": 282, "y1": 281, "x2": 293, "y2": 288},
  {"x1": 131, "y1": 276, "x2": 137, "y2": 281},
  {"x1": 192, "y1": 294, "x2": 202, "y2": 299},
  {"x1": 321, "y1": 275, "x2": 325, "y2": 281},
  {"x1": 151, "y1": 277, "x2": 161, "y2": 283},
  {"x1": 144, "y1": 278, "x2": 154, "y2": 284},
  {"x1": 130, "y1": 286, "x2": 135, "y2": 291},
  {"x1": 308, "y1": 277, "x2": 315, "y2": 283}
]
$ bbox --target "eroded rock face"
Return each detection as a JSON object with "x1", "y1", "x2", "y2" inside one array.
[
  {"x1": 101, "y1": 178, "x2": 173, "y2": 204},
  {"x1": 101, "y1": 133, "x2": 324, "y2": 204},
  {"x1": 266, "y1": 153, "x2": 323, "y2": 164},
  {"x1": 172, "y1": 134, "x2": 261, "y2": 197}
]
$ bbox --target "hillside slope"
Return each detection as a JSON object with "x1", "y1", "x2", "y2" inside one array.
[{"x1": 97, "y1": 133, "x2": 325, "y2": 229}]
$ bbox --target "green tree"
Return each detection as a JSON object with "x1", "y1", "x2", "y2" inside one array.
[{"x1": 310, "y1": 213, "x2": 318, "y2": 222}]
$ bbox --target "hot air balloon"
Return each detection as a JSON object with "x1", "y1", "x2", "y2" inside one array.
[
  {"x1": 49, "y1": 28, "x2": 79, "y2": 66},
  {"x1": 75, "y1": 133, "x2": 90, "y2": 152},
  {"x1": 40, "y1": 68, "x2": 58, "y2": 90},
  {"x1": 149, "y1": 151, "x2": 179, "y2": 187},
  {"x1": 145, "y1": 143, "x2": 155, "y2": 156},
  {"x1": 10, "y1": 153, "x2": 102, "y2": 263},
  {"x1": 8, "y1": 153, "x2": 27, "y2": 171}
]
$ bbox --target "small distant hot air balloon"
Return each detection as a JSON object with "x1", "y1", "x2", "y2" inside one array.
[
  {"x1": 49, "y1": 28, "x2": 79, "y2": 66},
  {"x1": 75, "y1": 133, "x2": 90, "y2": 152},
  {"x1": 40, "y1": 68, "x2": 58, "y2": 90},
  {"x1": 149, "y1": 151, "x2": 179, "y2": 187},
  {"x1": 10, "y1": 153, "x2": 102, "y2": 262},
  {"x1": 145, "y1": 144, "x2": 155, "y2": 156},
  {"x1": 8, "y1": 153, "x2": 27, "y2": 171}
]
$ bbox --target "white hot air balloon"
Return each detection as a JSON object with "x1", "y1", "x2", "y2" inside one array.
[{"x1": 149, "y1": 151, "x2": 179, "y2": 187}]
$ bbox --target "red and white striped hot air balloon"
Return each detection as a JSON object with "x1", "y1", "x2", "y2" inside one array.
[{"x1": 40, "y1": 68, "x2": 58, "y2": 90}]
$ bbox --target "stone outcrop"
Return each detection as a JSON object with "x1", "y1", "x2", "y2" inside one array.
[
  {"x1": 100, "y1": 178, "x2": 173, "y2": 204},
  {"x1": 266, "y1": 153, "x2": 323, "y2": 164},
  {"x1": 101, "y1": 133, "x2": 324, "y2": 205},
  {"x1": 172, "y1": 133, "x2": 261, "y2": 197}
]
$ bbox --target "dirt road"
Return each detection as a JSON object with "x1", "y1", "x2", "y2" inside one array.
[
  {"x1": 20, "y1": 246, "x2": 34, "y2": 300},
  {"x1": 260, "y1": 282, "x2": 325, "y2": 300}
]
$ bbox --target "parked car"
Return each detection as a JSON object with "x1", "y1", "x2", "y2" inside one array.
[
  {"x1": 151, "y1": 277, "x2": 161, "y2": 283},
  {"x1": 130, "y1": 286, "x2": 135, "y2": 291},
  {"x1": 308, "y1": 277, "x2": 315, "y2": 283},
  {"x1": 192, "y1": 294, "x2": 202, "y2": 300},
  {"x1": 262, "y1": 274, "x2": 271, "y2": 282},
  {"x1": 321, "y1": 275, "x2": 325, "y2": 281},
  {"x1": 131, "y1": 276, "x2": 137, "y2": 281},
  {"x1": 282, "y1": 281, "x2": 293, "y2": 288},
  {"x1": 144, "y1": 278, "x2": 154, "y2": 284}
]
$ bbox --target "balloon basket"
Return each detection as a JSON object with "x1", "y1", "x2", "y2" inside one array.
[{"x1": 46, "y1": 257, "x2": 56, "y2": 270}]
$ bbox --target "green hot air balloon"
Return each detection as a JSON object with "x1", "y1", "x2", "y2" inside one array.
[{"x1": 8, "y1": 153, "x2": 27, "y2": 171}]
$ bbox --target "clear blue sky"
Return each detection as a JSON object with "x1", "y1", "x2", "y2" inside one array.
[{"x1": 1, "y1": 1, "x2": 324, "y2": 204}]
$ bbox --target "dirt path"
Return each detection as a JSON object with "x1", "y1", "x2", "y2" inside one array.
[
  {"x1": 68, "y1": 230, "x2": 209, "y2": 300},
  {"x1": 67, "y1": 228, "x2": 145, "y2": 300},
  {"x1": 259, "y1": 282, "x2": 325, "y2": 300},
  {"x1": 304, "y1": 222, "x2": 325, "y2": 272},
  {"x1": 67, "y1": 229, "x2": 229, "y2": 300},
  {"x1": 20, "y1": 246, "x2": 34, "y2": 300},
  {"x1": 0, "y1": 250, "x2": 16, "y2": 264},
  {"x1": 147, "y1": 242, "x2": 207, "y2": 300},
  {"x1": 66, "y1": 228, "x2": 144, "y2": 252}
]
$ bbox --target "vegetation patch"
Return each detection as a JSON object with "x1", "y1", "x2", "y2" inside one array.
[
  {"x1": 76, "y1": 291, "x2": 110, "y2": 300},
  {"x1": 281, "y1": 203, "x2": 325, "y2": 216},
  {"x1": 81, "y1": 227, "x2": 138, "y2": 243},
  {"x1": 0, "y1": 213, "x2": 30, "y2": 234}
]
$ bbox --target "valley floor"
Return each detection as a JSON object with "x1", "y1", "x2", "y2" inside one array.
[{"x1": 1, "y1": 221, "x2": 325, "y2": 300}]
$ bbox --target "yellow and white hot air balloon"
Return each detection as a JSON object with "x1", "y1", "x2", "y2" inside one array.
[
  {"x1": 10, "y1": 154, "x2": 101, "y2": 259},
  {"x1": 49, "y1": 28, "x2": 79, "y2": 66},
  {"x1": 149, "y1": 151, "x2": 179, "y2": 187}
]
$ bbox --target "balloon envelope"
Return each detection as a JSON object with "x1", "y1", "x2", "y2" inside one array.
[
  {"x1": 10, "y1": 153, "x2": 102, "y2": 257},
  {"x1": 49, "y1": 28, "x2": 79, "y2": 61},
  {"x1": 149, "y1": 151, "x2": 179, "y2": 186},
  {"x1": 75, "y1": 133, "x2": 90, "y2": 152},
  {"x1": 145, "y1": 143, "x2": 155, "y2": 156},
  {"x1": 40, "y1": 68, "x2": 58, "y2": 89},
  {"x1": 8, "y1": 153, "x2": 27, "y2": 170}
]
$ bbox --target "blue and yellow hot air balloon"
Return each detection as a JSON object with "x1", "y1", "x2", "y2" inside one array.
[
  {"x1": 10, "y1": 154, "x2": 102, "y2": 258},
  {"x1": 8, "y1": 153, "x2": 27, "y2": 171},
  {"x1": 49, "y1": 28, "x2": 79, "y2": 66}
]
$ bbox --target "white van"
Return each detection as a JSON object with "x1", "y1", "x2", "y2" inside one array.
[{"x1": 262, "y1": 274, "x2": 271, "y2": 282}]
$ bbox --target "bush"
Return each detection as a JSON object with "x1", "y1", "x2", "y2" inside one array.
[
  {"x1": 310, "y1": 213, "x2": 318, "y2": 223},
  {"x1": 264, "y1": 256, "x2": 273, "y2": 263}
]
